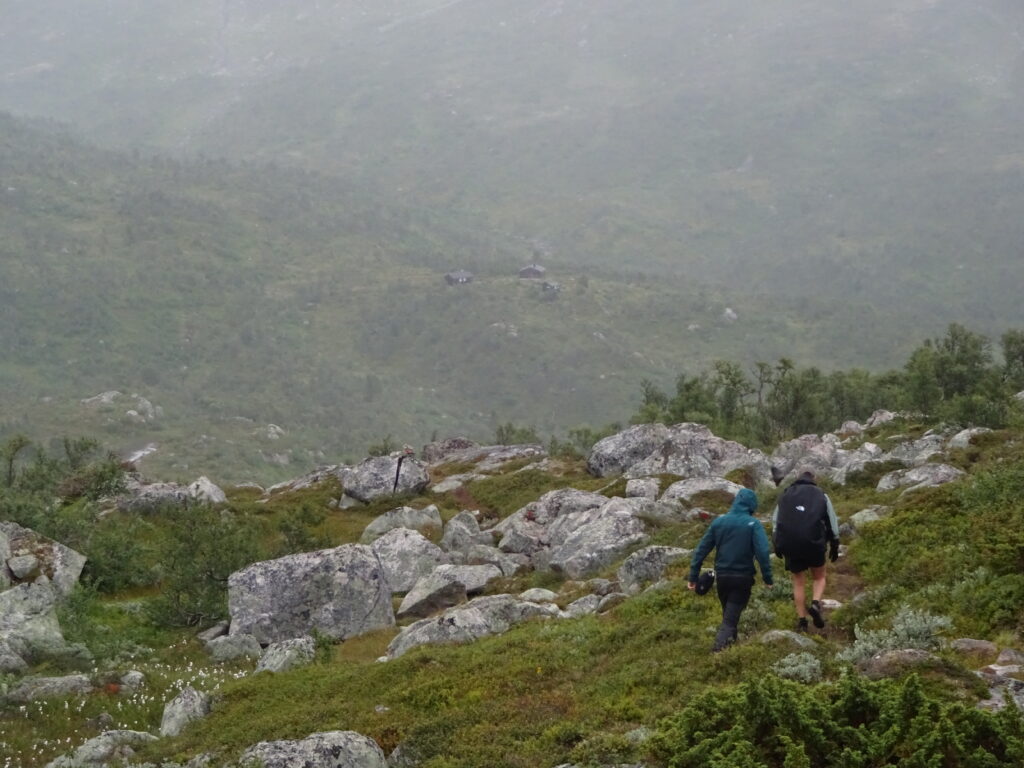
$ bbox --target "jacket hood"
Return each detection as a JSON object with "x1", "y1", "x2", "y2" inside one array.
[{"x1": 727, "y1": 488, "x2": 759, "y2": 516}]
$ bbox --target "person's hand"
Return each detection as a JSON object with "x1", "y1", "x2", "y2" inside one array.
[
  {"x1": 687, "y1": 582, "x2": 696, "y2": 591},
  {"x1": 829, "y1": 540, "x2": 840, "y2": 563}
]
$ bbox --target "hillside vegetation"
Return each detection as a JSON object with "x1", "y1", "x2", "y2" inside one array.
[{"x1": 4, "y1": 402, "x2": 1024, "y2": 767}]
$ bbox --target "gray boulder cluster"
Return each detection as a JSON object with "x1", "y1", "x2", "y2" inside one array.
[{"x1": 115, "y1": 474, "x2": 227, "y2": 512}]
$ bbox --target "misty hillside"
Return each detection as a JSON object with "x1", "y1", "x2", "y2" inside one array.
[
  {"x1": 3, "y1": 112, "x2": 886, "y2": 482},
  {"x1": 2, "y1": 0, "x2": 1024, "y2": 324}
]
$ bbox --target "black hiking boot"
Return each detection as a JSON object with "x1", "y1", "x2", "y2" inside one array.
[
  {"x1": 808, "y1": 600, "x2": 826, "y2": 629},
  {"x1": 796, "y1": 617, "x2": 809, "y2": 633}
]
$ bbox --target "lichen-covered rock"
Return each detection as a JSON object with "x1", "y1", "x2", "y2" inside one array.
[
  {"x1": 625, "y1": 478, "x2": 660, "y2": 500},
  {"x1": 342, "y1": 456, "x2": 429, "y2": 503},
  {"x1": 0, "y1": 521, "x2": 86, "y2": 598},
  {"x1": 617, "y1": 546, "x2": 691, "y2": 594},
  {"x1": 876, "y1": 464, "x2": 965, "y2": 494},
  {"x1": 207, "y1": 633, "x2": 262, "y2": 662},
  {"x1": 116, "y1": 474, "x2": 226, "y2": 512},
  {"x1": 360, "y1": 505, "x2": 443, "y2": 544},
  {"x1": 239, "y1": 731, "x2": 387, "y2": 768},
  {"x1": 256, "y1": 636, "x2": 317, "y2": 674},
  {"x1": 227, "y1": 545, "x2": 394, "y2": 645},
  {"x1": 849, "y1": 506, "x2": 889, "y2": 531},
  {"x1": 120, "y1": 670, "x2": 145, "y2": 692},
  {"x1": 396, "y1": 565, "x2": 501, "y2": 619},
  {"x1": 660, "y1": 477, "x2": 743, "y2": 504},
  {"x1": 0, "y1": 638, "x2": 28, "y2": 673},
  {"x1": 597, "y1": 593, "x2": 628, "y2": 613},
  {"x1": 548, "y1": 499, "x2": 649, "y2": 580},
  {"x1": 0, "y1": 582, "x2": 69, "y2": 660},
  {"x1": 388, "y1": 595, "x2": 559, "y2": 659},
  {"x1": 45, "y1": 730, "x2": 157, "y2": 768},
  {"x1": 771, "y1": 434, "x2": 842, "y2": 480},
  {"x1": 462, "y1": 545, "x2": 530, "y2": 577},
  {"x1": 9, "y1": 674, "x2": 94, "y2": 703},
  {"x1": 886, "y1": 433, "x2": 947, "y2": 466},
  {"x1": 439, "y1": 511, "x2": 492, "y2": 553},
  {"x1": 370, "y1": 528, "x2": 448, "y2": 594},
  {"x1": 160, "y1": 686, "x2": 212, "y2": 737},
  {"x1": 588, "y1": 423, "x2": 771, "y2": 483},
  {"x1": 950, "y1": 638, "x2": 998, "y2": 656},
  {"x1": 948, "y1": 427, "x2": 992, "y2": 450},
  {"x1": 563, "y1": 594, "x2": 602, "y2": 618},
  {"x1": 494, "y1": 488, "x2": 609, "y2": 556}
]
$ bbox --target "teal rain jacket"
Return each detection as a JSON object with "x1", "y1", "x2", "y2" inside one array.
[{"x1": 688, "y1": 488, "x2": 773, "y2": 584}]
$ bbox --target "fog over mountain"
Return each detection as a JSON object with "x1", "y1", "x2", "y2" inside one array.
[{"x1": 2, "y1": 0, "x2": 1024, "y2": 479}]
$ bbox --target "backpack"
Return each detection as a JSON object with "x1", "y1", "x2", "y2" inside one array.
[{"x1": 773, "y1": 481, "x2": 828, "y2": 558}]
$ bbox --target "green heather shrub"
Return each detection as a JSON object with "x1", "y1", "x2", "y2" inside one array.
[
  {"x1": 653, "y1": 674, "x2": 1024, "y2": 768},
  {"x1": 146, "y1": 504, "x2": 264, "y2": 627},
  {"x1": 772, "y1": 653, "x2": 822, "y2": 684},
  {"x1": 837, "y1": 608, "x2": 951, "y2": 665}
]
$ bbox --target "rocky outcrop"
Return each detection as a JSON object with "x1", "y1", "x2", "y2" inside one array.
[
  {"x1": 519, "y1": 588, "x2": 558, "y2": 603},
  {"x1": 857, "y1": 649, "x2": 940, "y2": 679},
  {"x1": 265, "y1": 465, "x2": 346, "y2": 496},
  {"x1": 45, "y1": 730, "x2": 158, "y2": 768},
  {"x1": 421, "y1": 438, "x2": 546, "y2": 471},
  {"x1": 461, "y1": 545, "x2": 530, "y2": 577},
  {"x1": 848, "y1": 506, "x2": 890, "y2": 533},
  {"x1": 948, "y1": 428, "x2": 992, "y2": 450},
  {"x1": 239, "y1": 731, "x2": 387, "y2": 768},
  {"x1": 660, "y1": 477, "x2": 743, "y2": 504},
  {"x1": 256, "y1": 636, "x2": 317, "y2": 673},
  {"x1": 950, "y1": 638, "x2": 998, "y2": 656},
  {"x1": 439, "y1": 511, "x2": 492, "y2": 553},
  {"x1": 370, "y1": 528, "x2": 448, "y2": 594},
  {"x1": 0, "y1": 639, "x2": 28, "y2": 673},
  {"x1": 564, "y1": 594, "x2": 602, "y2": 618},
  {"x1": 625, "y1": 478, "x2": 659, "y2": 500},
  {"x1": 0, "y1": 522, "x2": 86, "y2": 598},
  {"x1": 360, "y1": 505, "x2": 443, "y2": 544},
  {"x1": 547, "y1": 499, "x2": 649, "y2": 579},
  {"x1": 587, "y1": 423, "x2": 770, "y2": 483},
  {"x1": 0, "y1": 582, "x2": 69, "y2": 662},
  {"x1": 207, "y1": 633, "x2": 262, "y2": 662},
  {"x1": 117, "y1": 474, "x2": 226, "y2": 512},
  {"x1": 396, "y1": 565, "x2": 502, "y2": 619},
  {"x1": 387, "y1": 595, "x2": 559, "y2": 659},
  {"x1": 876, "y1": 464, "x2": 965, "y2": 494},
  {"x1": 227, "y1": 545, "x2": 394, "y2": 645},
  {"x1": 617, "y1": 546, "x2": 691, "y2": 594},
  {"x1": 494, "y1": 488, "x2": 609, "y2": 557},
  {"x1": 341, "y1": 456, "x2": 429, "y2": 503},
  {"x1": 160, "y1": 686, "x2": 212, "y2": 737},
  {"x1": 9, "y1": 674, "x2": 94, "y2": 703},
  {"x1": 771, "y1": 434, "x2": 842, "y2": 481}
]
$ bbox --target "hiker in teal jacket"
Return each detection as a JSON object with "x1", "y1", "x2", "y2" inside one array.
[{"x1": 688, "y1": 488, "x2": 773, "y2": 652}]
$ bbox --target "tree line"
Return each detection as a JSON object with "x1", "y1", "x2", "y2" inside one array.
[{"x1": 634, "y1": 324, "x2": 1024, "y2": 446}]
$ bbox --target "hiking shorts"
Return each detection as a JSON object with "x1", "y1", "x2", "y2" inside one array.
[{"x1": 784, "y1": 550, "x2": 826, "y2": 574}]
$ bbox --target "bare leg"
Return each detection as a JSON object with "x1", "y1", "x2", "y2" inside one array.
[
  {"x1": 811, "y1": 566, "x2": 827, "y2": 602},
  {"x1": 791, "y1": 572, "x2": 808, "y2": 617}
]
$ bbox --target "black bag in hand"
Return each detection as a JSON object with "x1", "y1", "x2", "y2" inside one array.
[{"x1": 695, "y1": 570, "x2": 716, "y2": 596}]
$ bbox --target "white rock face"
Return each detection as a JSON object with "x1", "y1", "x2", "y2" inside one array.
[
  {"x1": 342, "y1": 456, "x2": 430, "y2": 503},
  {"x1": 587, "y1": 423, "x2": 770, "y2": 483},
  {"x1": 617, "y1": 546, "x2": 692, "y2": 594},
  {"x1": 370, "y1": 528, "x2": 448, "y2": 594},
  {"x1": 45, "y1": 730, "x2": 157, "y2": 768},
  {"x1": 948, "y1": 427, "x2": 992, "y2": 450},
  {"x1": 0, "y1": 521, "x2": 86, "y2": 598},
  {"x1": 239, "y1": 731, "x2": 387, "y2": 768},
  {"x1": 160, "y1": 686, "x2": 212, "y2": 737},
  {"x1": 387, "y1": 595, "x2": 559, "y2": 659},
  {"x1": 228, "y1": 545, "x2": 395, "y2": 645},
  {"x1": 518, "y1": 588, "x2": 558, "y2": 603},
  {"x1": 360, "y1": 505, "x2": 443, "y2": 544},
  {"x1": 256, "y1": 636, "x2": 317, "y2": 674},
  {"x1": 876, "y1": 464, "x2": 966, "y2": 495},
  {"x1": 397, "y1": 564, "x2": 502, "y2": 619},
  {"x1": 187, "y1": 476, "x2": 227, "y2": 504},
  {"x1": 660, "y1": 477, "x2": 743, "y2": 504},
  {"x1": 548, "y1": 499, "x2": 649, "y2": 580}
]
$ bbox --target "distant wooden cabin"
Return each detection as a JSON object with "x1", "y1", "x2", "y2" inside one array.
[
  {"x1": 519, "y1": 264, "x2": 547, "y2": 279},
  {"x1": 445, "y1": 270, "x2": 474, "y2": 286}
]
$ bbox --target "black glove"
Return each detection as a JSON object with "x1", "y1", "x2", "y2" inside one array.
[{"x1": 829, "y1": 540, "x2": 840, "y2": 563}]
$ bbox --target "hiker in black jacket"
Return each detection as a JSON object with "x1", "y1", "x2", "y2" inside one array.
[{"x1": 771, "y1": 470, "x2": 840, "y2": 632}]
